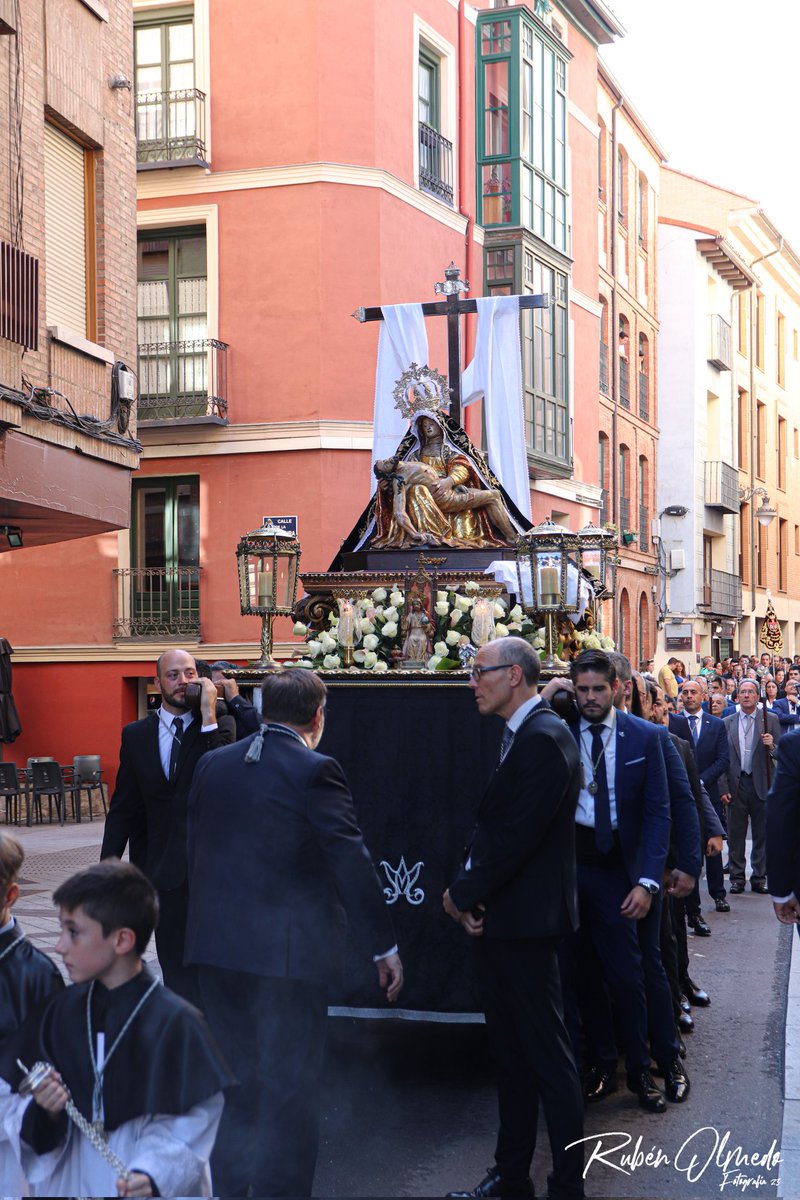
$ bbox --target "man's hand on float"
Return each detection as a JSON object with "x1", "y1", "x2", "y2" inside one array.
[
  {"x1": 221, "y1": 677, "x2": 240, "y2": 702},
  {"x1": 198, "y1": 677, "x2": 219, "y2": 724}
]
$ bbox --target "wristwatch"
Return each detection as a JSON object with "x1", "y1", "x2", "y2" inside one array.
[{"x1": 638, "y1": 881, "x2": 660, "y2": 896}]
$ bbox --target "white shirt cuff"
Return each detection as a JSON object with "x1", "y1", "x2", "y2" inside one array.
[
  {"x1": 200, "y1": 722, "x2": 219, "y2": 733},
  {"x1": 771, "y1": 892, "x2": 796, "y2": 904},
  {"x1": 638, "y1": 877, "x2": 659, "y2": 891},
  {"x1": 373, "y1": 945, "x2": 398, "y2": 962}
]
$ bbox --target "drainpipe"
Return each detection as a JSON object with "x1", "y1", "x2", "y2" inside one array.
[
  {"x1": 747, "y1": 240, "x2": 782, "y2": 639},
  {"x1": 458, "y1": 0, "x2": 477, "y2": 444},
  {"x1": 610, "y1": 98, "x2": 623, "y2": 638}
]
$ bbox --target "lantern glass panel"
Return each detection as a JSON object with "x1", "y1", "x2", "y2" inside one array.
[
  {"x1": 536, "y1": 552, "x2": 562, "y2": 608},
  {"x1": 276, "y1": 552, "x2": 293, "y2": 609},
  {"x1": 257, "y1": 555, "x2": 274, "y2": 609},
  {"x1": 582, "y1": 548, "x2": 602, "y2": 582}
]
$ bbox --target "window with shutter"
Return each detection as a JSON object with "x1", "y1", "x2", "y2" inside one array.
[{"x1": 43, "y1": 124, "x2": 91, "y2": 336}]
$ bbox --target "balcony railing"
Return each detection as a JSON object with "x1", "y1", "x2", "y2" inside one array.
[
  {"x1": 700, "y1": 569, "x2": 742, "y2": 617},
  {"x1": 639, "y1": 504, "x2": 649, "y2": 552},
  {"x1": 600, "y1": 487, "x2": 610, "y2": 525},
  {"x1": 638, "y1": 371, "x2": 649, "y2": 421},
  {"x1": 419, "y1": 122, "x2": 454, "y2": 206},
  {"x1": 599, "y1": 342, "x2": 609, "y2": 395},
  {"x1": 704, "y1": 460, "x2": 740, "y2": 513},
  {"x1": 708, "y1": 313, "x2": 732, "y2": 370},
  {"x1": 619, "y1": 358, "x2": 630, "y2": 408},
  {"x1": 619, "y1": 495, "x2": 631, "y2": 532},
  {"x1": 137, "y1": 339, "x2": 228, "y2": 422},
  {"x1": 112, "y1": 567, "x2": 201, "y2": 639},
  {"x1": 136, "y1": 88, "x2": 208, "y2": 166}
]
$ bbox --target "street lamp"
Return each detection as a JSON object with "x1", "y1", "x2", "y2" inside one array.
[
  {"x1": 739, "y1": 485, "x2": 776, "y2": 527},
  {"x1": 236, "y1": 520, "x2": 302, "y2": 669}
]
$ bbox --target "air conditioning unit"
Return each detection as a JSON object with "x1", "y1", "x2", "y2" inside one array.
[{"x1": 670, "y1": 548, "x2": 686, "y2": 571}]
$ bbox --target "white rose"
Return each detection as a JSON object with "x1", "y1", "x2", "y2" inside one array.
[
  {"x1": 373, "y1": 660, "x2": 389, "y2": 673},
  {"x1": 292, "y1": 621, "x2": 307, "y2": 636},
  {"x1": 320, "y1": 633, "x2": 337, "y2": 653},
  {"x1": 455, "y1": 594, "x2": 472, "y2": 612},
  {"x1": 373, "y1": 606, "x2": 385, "y2": 619},
  {"x1": 372, "y1": 588, "x2": 388, "y2": 602},
  {"x1": 363, "y1": 633, "x2": 379, "y2": 651},
  {"x1": 427, "y1": 655, "x2": 442, "y2": 670},
  {"x1": 445, "y1": 630, "x2": 461, "y2": 646},
  {"x1": 358, "y1": 597, "x2": 372, "y2": 611},
  {"x1": 494, "y1": 603, "x2": 506, "y2": 619},
  {"x1": 507, "y1": 622, "x2": 522, "y2": 632},
  {"x1": 295, "y1": 659, "x2": 313, "y2": 669},
  {"x1": 450, "y1": 610, "x2": 463, "y2": 626},
  {"x1": 435, "y1": 601, "x2": 449, "y2": 617},
  {"x1": 494, "y1": 623, "x2": 509, "y2": 637},
  {"x1": 353, "y1": 649, "x2": 366, "y2": 663},
  {"x1": 363, "y1": 651, "x2": 378, "y2": 669},
  {"x1": 383, "y1": 606, "x2": 399, "y2": 622},
  {"x1": 437, "y1": 591, "x2": 449, "y2": 603},
  {"x1": 307, "y1": 640, "x2": 322, "y2": 658},
  {"x1": 509, "y1": 604, "x2": 523, "y2": 623},
  {"x1": 322, "y1": 654, "x2": 341, "y2": 669},
  {"x1": 382, "y1": 622, "x2": 398, "y2": 638},
  {"x1": 465, "y1": 580, "x2": 481, "y2": 593},
  {"x1": 601, "y1": 635, "x2": 615, "y2": 650},
  {"x1": 389, "y1": 591, "x2": 404, "y2": 607},
  {"x1": 359, "y1": 618, "x2": 375, "y2": 635},
  {"x1": 434, "y1": 641, "x2": 448, "y2": 657}
]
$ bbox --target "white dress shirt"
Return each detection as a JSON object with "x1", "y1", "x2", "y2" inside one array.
[{"x1": 575, "y1": 709, "x2": 617, "y2": 829}]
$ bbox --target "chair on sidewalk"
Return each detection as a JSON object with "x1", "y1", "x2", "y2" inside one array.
[
  {"x1": 28, "y1": 759, "x2": 66, "y2": 826},
  {"x1": 67, "y1": 755, "x2": 107, "y2": 822},
  {"x1": 0, "y1": 763, "x2": 26, "y2": 825}
]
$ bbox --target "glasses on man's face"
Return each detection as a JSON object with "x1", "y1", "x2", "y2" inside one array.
[{"x1": 470, "y1": 663, "x2": 512, "y2": 682}]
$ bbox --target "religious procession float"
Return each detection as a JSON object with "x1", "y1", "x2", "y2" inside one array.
[{"x1": 233, "y1": 267, "x2": 619, "y2": 1018}]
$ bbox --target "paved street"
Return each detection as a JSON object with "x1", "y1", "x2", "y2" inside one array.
[{"x1": 8, "y1": 818, "x2": 796, "y2": 1198}]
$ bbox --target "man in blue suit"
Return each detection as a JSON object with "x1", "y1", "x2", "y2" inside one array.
[
  {"x1": 669, "y1": 679, "x2": 730, "y2": 929},
  {"x1": 773, "y1": 680, "x2": 800, "y2": 730},
  {"x1": 562, "y1": 650, "x2": 671, "y2": 1113}
]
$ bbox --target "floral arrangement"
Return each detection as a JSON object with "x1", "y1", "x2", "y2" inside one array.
[{"x1": 290, "y1": 582, "x2": 614, "y2": 672}]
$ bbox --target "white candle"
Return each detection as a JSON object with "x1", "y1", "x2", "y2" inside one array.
[
  {"x1": 539, "y1": 565, "x2": 559, "y2": 606},
  {"x1": 257, "y1": 570, "x2": 271, "y2": 606}
]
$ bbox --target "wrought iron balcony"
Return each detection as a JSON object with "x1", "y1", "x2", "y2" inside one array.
[
  {"x1": 708, "y1": 313, "x2": 732, "y2": 370},
  {"x1": 599, "y1": 342, "x2": 609, "y2": 395},
  {"x1": 112, "y1": 567, "x2": 201, "y2": 639},
  {"x1": 700, "y1": 569, "x2": 742, "y2": 617},
  {"x1": 619, "y1": 358, "x2": 630, "y2": 408},
  {"x1": 136, "y1": 89, "x2": 208, "y2": 167},
  {"x1": 419, "y1": 122, "x2": 454, "y2": 206},
  {"x1": 619, "y1": 495, "x2": 631, "y2": 532},
  {"x1": 639, "y1": 504, "x2": 649, "y2": 552},
  {"x1": 704, "y1": 460, "x2": 739, "y2": 513},
  {"x1": 136, "y1": 339, "x2": 228, "y2": 423},
  {"x1": 599, "y1": 487, "x2": 610, "y2": 526},
  {"x1": 638, "y1": 371, "x2": 649, "y2": 421}
]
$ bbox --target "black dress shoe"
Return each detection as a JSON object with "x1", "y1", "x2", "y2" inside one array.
[
  {"x1": 684, "y1": 977, "x2": 711, "y2": 1007},
  {"x1": 677, "y1": 1010, "x2": 694, "y2": 1033},
  {"x1": 677, "y1": 1032, "x2": 687, "y2": 1058},
  {"x1": 626, "y1": 1070, "x2": 667, "y2": 1113},
  {"x1": 687, "y1": 912, "x2": 712, "y2": 936},
  {"x1": 729, "y1": 881, "x2": 745, "y2": 894},
  {"x1": 447, "y1": 1168, "x2": 535, "y2": 1199},
  {"x1": 679, "y1": 994, "x2": 691, "y2": 1014},
  {"x1": 584, "y1": 1066, "x2": 618, "y2": 1103},
  {"x1": 751, "y1": 881, "x2": 769, "y2": 894},
  {"x1": 714, "y1": 897, "x2": 731, "y2": 912},
  {"x1": 659, "y1": 1059, "x2": 690, "y2": 1103}
]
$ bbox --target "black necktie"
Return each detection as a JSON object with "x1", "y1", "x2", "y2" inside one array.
[
  {"x1": 590, "y1": 724, "x2": 613, "y2": 854},
  {"x1": 169, "y1": 716, "x2": 183, "y2": 782},
  {"x1": 499, "y1": 725, "x2": 514, "y2": 765}
]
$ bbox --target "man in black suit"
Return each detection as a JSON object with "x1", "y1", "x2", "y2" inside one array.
[
  {"x1": 443, "y1": 638, "x2": 584, "y2": 1200},
  {"x1": 767, "y1": 732, "x2": 800, "y2": 927},
  {"x1": 185, "y1": 668, "x2": 402, "y2": 1198},
  {"x1": 100, "y1": 648, "x2": 228, "y2": 1002},
  {"x1": 669, "y1": 678, "x2": 730, "y2": 929}
]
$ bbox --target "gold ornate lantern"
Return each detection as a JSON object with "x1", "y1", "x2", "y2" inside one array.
[{"x1": 236, "y1": 521, "x2": 302, "y2": 669}]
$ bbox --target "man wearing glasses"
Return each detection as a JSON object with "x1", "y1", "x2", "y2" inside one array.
[{"x1": 442, "y1": 638, "x2": 585, "y2": 1200}]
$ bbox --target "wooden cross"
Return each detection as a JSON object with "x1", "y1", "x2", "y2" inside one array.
[{"x1": 352, "y1": 262, "x2": 551, "y2": 423}]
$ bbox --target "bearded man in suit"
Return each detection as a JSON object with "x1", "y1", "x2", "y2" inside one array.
[
  {"x1": 100, "y1": 648, "x2": 229, "y2": 1002},
  {"x1": 443, "y1": 637, "x2": 584, "y2": 1200}
]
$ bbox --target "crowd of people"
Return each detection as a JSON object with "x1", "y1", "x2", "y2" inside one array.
[{"x1": 0, "y1": 642, "x2": 799, "y2": 1198}]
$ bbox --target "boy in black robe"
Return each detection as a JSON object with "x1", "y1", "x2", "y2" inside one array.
[{"x1": 0, "y1": 859, "x2": 233, "y2": 1197}]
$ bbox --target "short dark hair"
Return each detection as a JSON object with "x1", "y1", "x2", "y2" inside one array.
[
  {"x1": 53, "y1": 861, "x2": 158, "y2": 956},
  {"x1": 0, "y1": 833, "x2": 24, "y2": 890},
  {"x1": 570, "y1": 649, "x2": 617, "y2": 685},
  {"x1": 210, "y1": 661, "x2": 238, "y2": 673},
  {"x1": 646, "y1": 678, "x2": 660, "y2": 704},
  {"x1": 194, "y1": 659, "x2": 212, "y2": 679},
  {"x1": 261, "y1": 668, "x2": 327, "y2": 726},
  {"x1": 494, "y1": 637, "x2": 541, "y2": 686}
]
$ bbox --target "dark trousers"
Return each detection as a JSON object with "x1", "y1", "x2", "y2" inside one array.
[
  {"x1": 197, "y1": 965, "x2": 327, "y2": 1198},
  {"x1": 474, "y1": 936, "x2": 584, "y2": 1200},
  {"x1": 660, "y1": 894, "x2": 682, "y2": 1015},
  {"x1": 155, "y1": 881, "x2": 199, "y2": 1006},
  {"x1": 728, "y1": 773, "x2": 767, "y2": 883},
  {"x1": 637, "y1": 894, "x2": 680, "y2": 1062},
  {"x1": 562, "y1": 863, "x2": 651, "y2": 1075}
]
